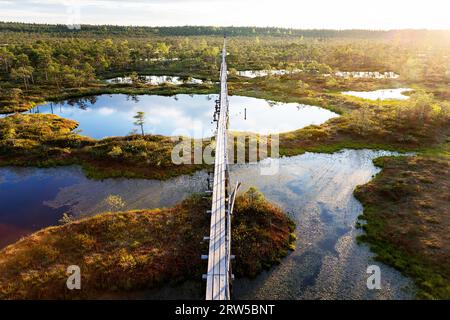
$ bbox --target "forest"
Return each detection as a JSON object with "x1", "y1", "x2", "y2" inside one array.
[
  {"x1": 0, "y1": 23, "x2": 449, "y2": 92},
  {"x1": 3, "y1": 21, "x2": 450, "y2": 39}
]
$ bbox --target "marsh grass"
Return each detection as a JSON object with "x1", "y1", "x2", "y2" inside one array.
[
  {"x1": 0, "y1": 188, "x2": 295, "y2": 299},
  {"x1": 355, "y1": 155, "x2": 450, "y2": 299}
]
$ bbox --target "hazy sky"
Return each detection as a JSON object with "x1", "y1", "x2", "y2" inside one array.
[{"x1": 1, "y1": 0, "x2": 449, "y2": 30}]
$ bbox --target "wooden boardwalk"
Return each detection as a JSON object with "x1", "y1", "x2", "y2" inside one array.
[{"x1": 205, "y1": 40, "x2": 232, "y2": 300}]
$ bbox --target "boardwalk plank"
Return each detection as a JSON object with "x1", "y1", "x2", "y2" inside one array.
[{"x1": 206, "y1": 41, "x2": 231, "y2": 301}]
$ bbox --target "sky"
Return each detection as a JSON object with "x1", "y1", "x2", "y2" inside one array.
[{"x1": 0, "y1": 0, "x2": 449, "y2": 30}]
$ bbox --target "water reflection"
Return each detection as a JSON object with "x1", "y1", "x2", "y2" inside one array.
[
  {"x1": 235, "y1": 70, "x2": 399, "y2": 79},
  {"x1": 0, "y1": 149, "x2": 416, "y2": 299},
  {"x1": 231, "y1": 149, "x2": 415, "y2": 300},
  {"x1": 105, "y1": 75, "x2": 205, "y2": 85},
  {"x1": 0, "y1": 167, "x2": 82, "y2": 248},
  {"x1": 235, "y1": 69, "x2": 302, "y2": 78},
  {"x1": 0, "y1": 166, "x2": 208, "y2": 248},
  {"x1": 334, "y1": 71, "x2": 400, "y2": 79},
  {"x1": 342, "y1": 88, "x2": 413, "y2": 101},
  {"x1": 29, "y1": 94, "x2": 339, "y2": 139}
]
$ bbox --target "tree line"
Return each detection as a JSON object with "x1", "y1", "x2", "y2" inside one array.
[
  {"x1": 0, "y1": 24, "x2": 449, "y2": 92},
  {"x1": 2, "y1": 22, "x2": 450, "y2": 41}
]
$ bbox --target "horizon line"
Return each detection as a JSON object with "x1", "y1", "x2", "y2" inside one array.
[{"x1": 1, "y1": 20, "x2": 450, "y2": 32}]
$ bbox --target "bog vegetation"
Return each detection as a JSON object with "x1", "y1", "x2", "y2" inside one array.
[
  {"x1": 355, "y1": 153, "x2": 450, "y2": 299},
  {"x1": 0, "y1": 23, "x2": 449, "y2": 299},
  {"x1": 0, "y1": 188, "x2": 295, "y2": 299}
]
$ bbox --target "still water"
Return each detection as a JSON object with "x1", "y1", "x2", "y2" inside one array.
[
  {"x1": 231, "y1": 149, "x2": 415, "y2": 300},
  {"x1": 29, "y1": 94, "x2": 339, "y2": 139},
  {"x1": 105, "y1": 75, "x2": 204, "y2": 85},
  {"x1": 236, "y1": 70, "x2": 399, "y2": 79},
  {"x1": 0, "y1": 166, "x2": 208, "y2": 248},
  {"x1": 342, "y1": 88, "x2": 413, "y2": 101},
  {"x1": 334, "y1": 71, "x2": 400, "y2": 79},
  {"x1": 236, "y1": 69, "x2": 301, "y2": 78},
  {"x1": 0, "y1": 149, "x2": 415, "y2": 299}
]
